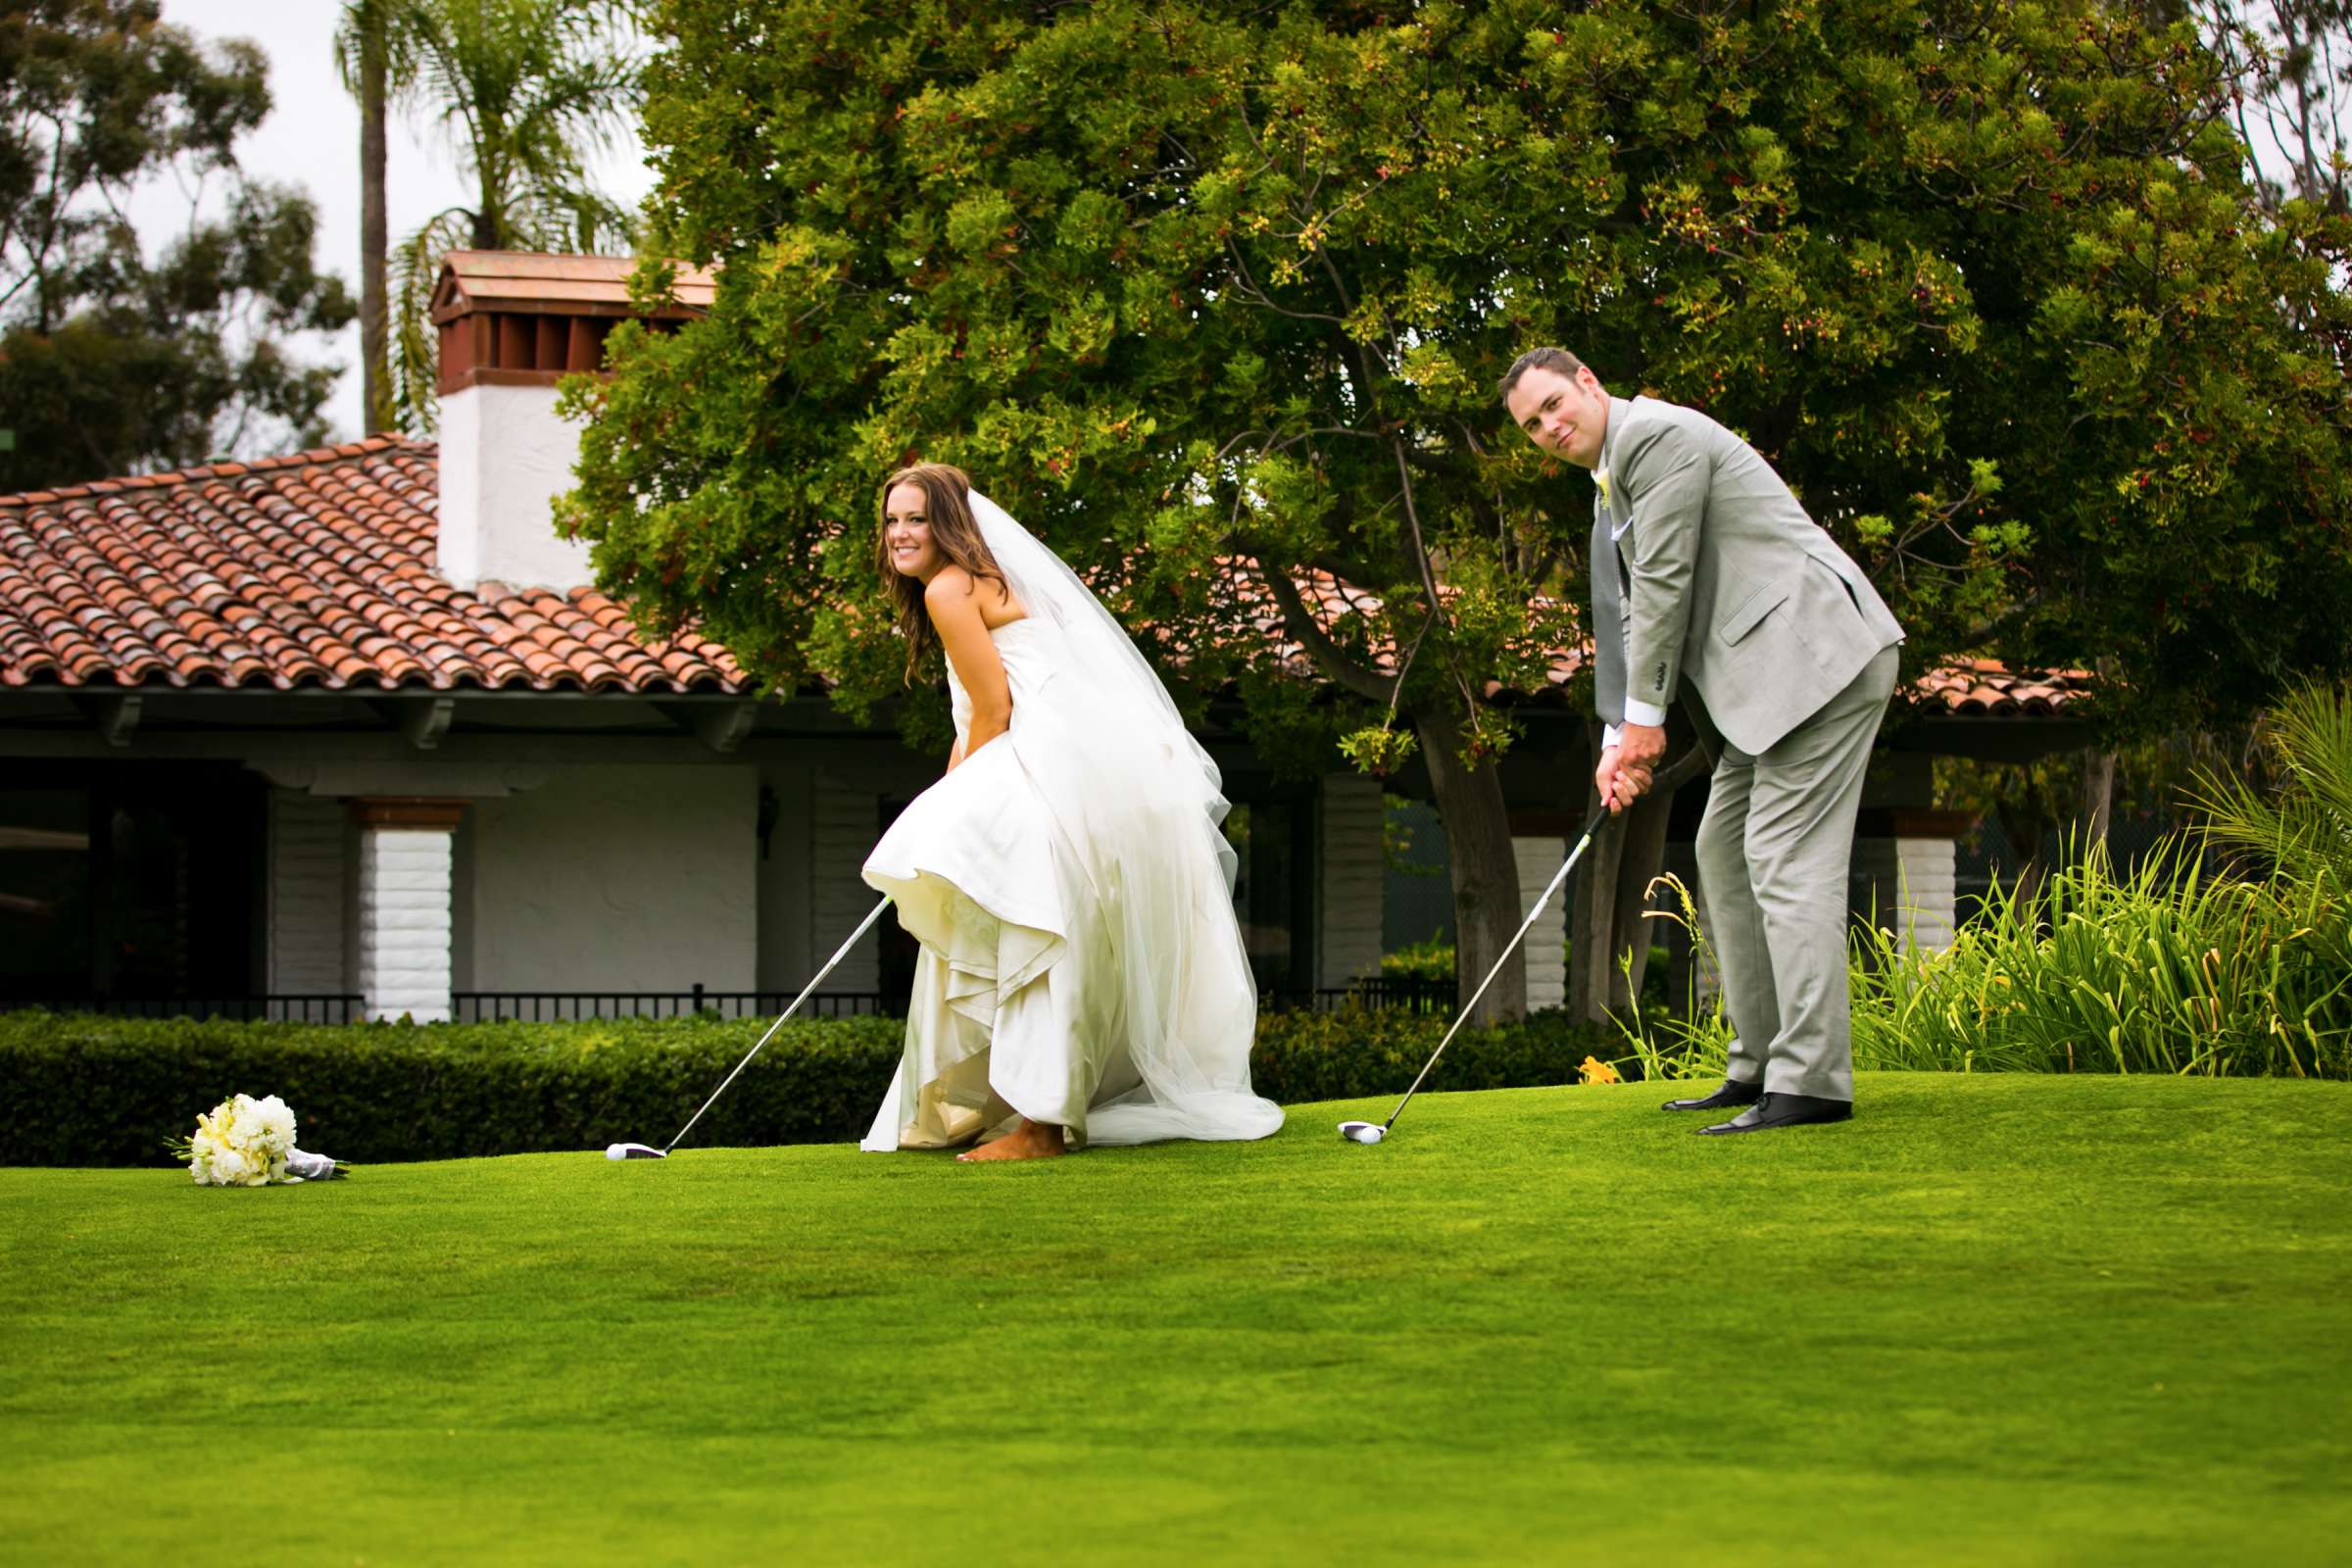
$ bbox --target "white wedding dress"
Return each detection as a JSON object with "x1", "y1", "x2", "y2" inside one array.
[{"x1": 858, "y1": 499, "x2": 1283, "y2": 1152}]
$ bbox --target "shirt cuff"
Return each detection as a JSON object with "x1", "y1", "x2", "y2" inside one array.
[
  {"x1": 1601, "y1": 723, "x2": 1622, "y2": 753},
  {"x1": 1622, "y1": 698, "x2": 1670, "y2": 727}
]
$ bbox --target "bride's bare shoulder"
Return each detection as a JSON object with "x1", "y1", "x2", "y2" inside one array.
[{"x1": 924, "y1": 565, "x2": 1018, "y2": 622}]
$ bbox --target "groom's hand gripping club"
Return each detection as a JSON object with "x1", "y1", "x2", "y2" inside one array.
[
  {"x1": 1613, "y1": 721, "x2": 1667, "y2": 799},
  {"x1": 1595, "y1": 745, "x2": 1653, "y2": 815}
]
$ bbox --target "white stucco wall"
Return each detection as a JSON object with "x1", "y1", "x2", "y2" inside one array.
[
  {"x1": 1316, "y1": 772, "x2": 1385, "y2": 988},
  {"x1": 464, "y1": 764, "x2": 758, "y2": 995},
  {"x1": 267, "y1": 788, "x2": 347, "y2": 999},
  {"x1": 436, "y1": 382, "x2": 598, "y2": 591}
]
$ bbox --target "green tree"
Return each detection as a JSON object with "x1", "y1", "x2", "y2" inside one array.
[
  {"x1": 571, "y1": 0, "x2": 2352, "y2": 1023},
  {"x1": 363, "y1": 0, "x2": 643, "y2": 434},
  {"x1": 0, "y1": 0, "x2": 354, "y2": 489}
]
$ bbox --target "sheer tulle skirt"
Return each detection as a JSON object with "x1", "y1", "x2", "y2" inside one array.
[{"x1": 859, "y1": 620, "x2": 1282, "y2": 1152}]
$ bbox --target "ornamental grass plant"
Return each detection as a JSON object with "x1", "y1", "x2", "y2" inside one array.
[
  {"x1": 1616, "y1": 681, "x2": 2352, "y2": 1081},
  {"x1": 1846, "y1": 843, "x2": 2350, "y2": 1077}
]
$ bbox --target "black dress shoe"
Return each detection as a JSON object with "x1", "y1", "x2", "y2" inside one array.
[
  {"x1": 1695, "y1": 1093, "x2": 1854, "y2": 1135},
  {"x1": 1661, "y1": 1078, "x2": 1764, "y2": 1113}
]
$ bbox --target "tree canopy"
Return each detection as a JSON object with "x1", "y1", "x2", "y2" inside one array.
[
  {"x1": 0, "y1": 0, "x2": 354, "y2": 490},
  {"x1": 569, "y1": 0, "x2": 2352, "y2": 1016}
]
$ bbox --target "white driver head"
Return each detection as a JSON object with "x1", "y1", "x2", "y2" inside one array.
[
  {"x1": 1338, "y1": 1121, "x2": 1386, "y2": 1145},
  {"x1": 605, "y1": 1143, "x2": 667, "y2": 1160}
]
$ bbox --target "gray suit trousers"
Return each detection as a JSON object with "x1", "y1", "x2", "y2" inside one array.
[{"x1": 1693, "y1": 644, "x2": 1898, "y2": 1102}]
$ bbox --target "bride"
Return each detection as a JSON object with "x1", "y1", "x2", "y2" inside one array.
[{"x1": 858, "y1": 464, "x2": 1285, "y2": 1161}]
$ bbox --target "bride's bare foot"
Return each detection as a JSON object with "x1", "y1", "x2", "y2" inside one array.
[{"x1": 956, "y1": 1118, "x2": 1066, "y2": 1162}]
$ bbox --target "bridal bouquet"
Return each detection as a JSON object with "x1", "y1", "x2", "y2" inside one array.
[{"x1": 172, "y1": 1095, "x2": 347, "y2": 1185}]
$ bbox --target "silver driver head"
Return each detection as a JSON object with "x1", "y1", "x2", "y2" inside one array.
[
  {"x1": 605, "y1": 1142, "x2": 667, "y2": 1160},
  {"x1": 1337, "y1": 1121, "x2": 1386, "y2": 1145}
]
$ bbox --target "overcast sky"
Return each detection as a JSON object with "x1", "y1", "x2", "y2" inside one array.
[{"x1": 134, "y1": 1, "x2": 661, "y2": 447}]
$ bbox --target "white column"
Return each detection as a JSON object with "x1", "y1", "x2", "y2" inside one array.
[
  {"x1": 1856, "y1": 835, "x2": 1960, "y2": 954},
  {"x1": 1316, "y1": 772, "x2": 1385, "y2": 989},
  {"x1": 267, "y1": 789, "x2": 347, "y2": 1007},
  {"x1": 352, "y1": 801, "x2": 461, "y2": 1023},
  {"x1": 1513, "y1": 836, "x2": 1569, "y2": 1011}
]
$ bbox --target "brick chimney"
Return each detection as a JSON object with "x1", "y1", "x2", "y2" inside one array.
[{"x1": 428, "y1": 252, "x2": 715, "y2": 592}]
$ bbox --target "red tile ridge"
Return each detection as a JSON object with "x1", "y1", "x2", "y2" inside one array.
[{"x1": 0, "y1": 435, "x2": 433, "y2": 512}]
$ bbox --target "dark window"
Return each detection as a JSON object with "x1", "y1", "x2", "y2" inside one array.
[
  {"x1": 875, "y1": 796, "x2": 918, "y2": 1016},
  {"x1": 0, "y1": 767, "x2": 264, "y2": 1002},
  {"x1": 1223, "y1": 794, "x2": 1314, "y2": 994}
]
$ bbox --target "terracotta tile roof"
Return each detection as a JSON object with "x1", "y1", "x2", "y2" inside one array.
[
  {"x1": 0, "y1": 442, "x2": 2081, "y2": 716},
  {"x1": 1914, "y1": 657, "x2": 2093, "y2": 715},
  {"x1": 0, "y1": 438, "x2": 745, "y2": 693}
]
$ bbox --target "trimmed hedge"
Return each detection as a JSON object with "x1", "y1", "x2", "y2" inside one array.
[{"x1": 0, "y1": 1005, "x2": 1622, "y2": 1167}]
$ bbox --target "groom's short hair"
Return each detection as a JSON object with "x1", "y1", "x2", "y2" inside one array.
[{"x1": 1497, "y1": 346, "x2": 1588, "y2": 401}]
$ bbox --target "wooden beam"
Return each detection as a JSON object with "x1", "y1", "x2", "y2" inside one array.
[
  {"x1": 367, "y1": 696, "x2": 458, "y2": 750},
  {"x1": 656, "y1": 699, "x2": 760, "y2": 754},
  {"x1": 71, "y1": 692, "x2": 142, "y2": 747}
]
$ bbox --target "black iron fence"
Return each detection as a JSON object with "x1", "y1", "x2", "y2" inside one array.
[
  {"x1": 1265, "y1": 976, "x2": 1455, "y2": 1014},
  {"x1": 0, "y1": 977, "x2": 1455, "y2": 1027},
  {"x1": 0, "y1": 995, "x2": 367, "y2": 1024},
  {"x1": 451, "y1": 987, "x2": 893, "y2": 1023}
]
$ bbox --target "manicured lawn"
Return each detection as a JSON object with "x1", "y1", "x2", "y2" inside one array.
[{"x1": 4, "y1": 1073, "x2": 2349, "y2": 1565}]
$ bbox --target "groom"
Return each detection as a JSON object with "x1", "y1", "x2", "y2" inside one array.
[{"x1": 1500, "y1": 348, "x2": 1904, "y2": 1134}]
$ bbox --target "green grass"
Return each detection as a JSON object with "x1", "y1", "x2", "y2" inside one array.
[{"x1": 6, "y1": 1074, "x2": 2350, "y2": 1565}]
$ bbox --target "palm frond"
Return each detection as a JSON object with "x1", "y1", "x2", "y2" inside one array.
[
  {"x1": 2191, "y1": 681, "x2": 2352, "y2": 894},
  {"x1": 389, "y1": 207, "x2": 477, "y2": 436},
  {"x1": 370, "y1": 0, "x2": 646, "y2": 411}
]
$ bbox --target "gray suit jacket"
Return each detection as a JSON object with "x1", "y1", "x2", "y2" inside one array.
[{"x1": 1596, "y1": 396, "x2": 1903, "y2": 756}]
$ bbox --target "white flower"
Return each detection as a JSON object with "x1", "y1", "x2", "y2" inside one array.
[
  {"x1": 243, "y1": 1096, "x2": 296, "y2": 1155},
  {"x1": 181, "y1": 1094, "x2": 311, "y2": 1185}
]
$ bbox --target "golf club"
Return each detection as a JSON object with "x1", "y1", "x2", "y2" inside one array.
[
  {"x1": 1340, "y1": 803, "x2": 1612, "y2": 1146},
  {"x1": 605, "y1": 895, "x2": 895, "y2": 1160}
]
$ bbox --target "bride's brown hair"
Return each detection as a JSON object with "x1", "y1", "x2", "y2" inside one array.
[{"x1": 876, "y1": 463, "x2": 1006, "y2": 684}]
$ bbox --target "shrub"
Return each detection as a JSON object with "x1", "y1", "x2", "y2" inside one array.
[
  {"x1": 0, "y1": 1005, "x2": 1621, "y2": 1168},
  {"x1": 1248, "y1": 1007, "x2": 1621, "y2": 1104},
  {"x1": 1381, "y1": 938, "x2": 1677, "y2": 1012},
  {"x1": 0, "y1": 1010, "x2": 906, "y2": 1169}
]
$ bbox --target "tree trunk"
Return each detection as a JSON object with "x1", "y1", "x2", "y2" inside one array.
[
  {"x1": 1568, "y1": 764, "x2": 1678, "y2": 1024},
  {"x1": 1609, "y1": 783, "x2": 1676, "y2": 1011},
  {"x1": 1993, "y1": 792, "x2": 2052, "y2": 919},
  {"x1": 1567, "y1": 785, "x2": 1628, "y2": 1027},
  {"x1": 1569, "y1": 719, "x2": 1705, "y2": 1026},
  {"x1": 2081, "y1": 747, "x2": 2117, "y2": 859},
  {"x1": 1409, "y1": 702, "x2": 1526, "y2": 1026},
  {"x1": 359, "y1": 9, "x2": 389, "y2": 434}
]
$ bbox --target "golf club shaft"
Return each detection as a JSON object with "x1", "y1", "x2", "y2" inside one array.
[
  {"x1": 662, "y1": 896, "x2": 895, "y2": 1154},
  {"x1": 1383, "y1": 807, "x2": 1611, "y2": 1131}
]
